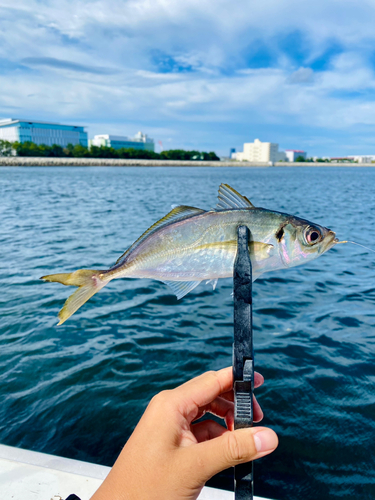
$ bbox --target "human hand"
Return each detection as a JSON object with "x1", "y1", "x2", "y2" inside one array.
[{"x1": 91, "y1": 367, "x2": 278, "y2": 500}]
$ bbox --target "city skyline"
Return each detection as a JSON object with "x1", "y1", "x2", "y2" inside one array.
[{"x1": 1, "y1": 0, "x2": 375, "y2": 156}]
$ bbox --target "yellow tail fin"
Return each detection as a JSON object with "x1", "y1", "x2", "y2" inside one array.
[{"x1": 41, "y1": 269, "x2": 109, "y2": 325}]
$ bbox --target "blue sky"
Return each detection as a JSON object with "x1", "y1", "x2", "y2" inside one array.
[{"x1": 1, "y1": 0, "x2": 375, "y2": 156}]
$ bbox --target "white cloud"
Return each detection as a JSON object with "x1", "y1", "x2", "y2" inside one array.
[{"x1": 1, "y1": 0, "x2": 375, "y2": 155}]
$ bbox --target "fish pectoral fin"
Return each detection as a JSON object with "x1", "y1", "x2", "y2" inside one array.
[
  {"x1": 216, "y1": 184, "x2": 255, "y2": 210},
  {"x1": 250, "y1": 241, "x2": 274, "y2": 260},
  {"x1": 162, "y1": 279, "x2": 202, "y2": 299}
]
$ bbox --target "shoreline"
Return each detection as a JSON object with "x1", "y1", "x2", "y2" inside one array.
[{"x1": 0, "y1": 157, "x2": 374, "y2": 167}]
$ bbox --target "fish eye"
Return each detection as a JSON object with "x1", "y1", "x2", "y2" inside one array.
[{"x1": 305, "y1": 227, "x2": 322, "y2": 245}]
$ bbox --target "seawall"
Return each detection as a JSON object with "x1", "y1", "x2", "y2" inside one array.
[
  {"x1": 276, "y1": 161, "x2": 375, "y2": 167},
  {"x1": 0, "y1": 157, "x2": 268, "y2": 167},
  {"x1": 0, "y1": 157, "x2": 374, "y2": 167}
]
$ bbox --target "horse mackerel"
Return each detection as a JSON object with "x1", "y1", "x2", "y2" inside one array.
[{"x1": 41, "y1": 183, "x2": 338, "y2": 324}]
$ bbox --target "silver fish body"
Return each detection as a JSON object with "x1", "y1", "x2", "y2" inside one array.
[
  {"x1": 41, "y1": 184, "x2": 338, "y2": 324},
  {"x1": 113, "y1": 209, "x2": 294, "y2": 280}
]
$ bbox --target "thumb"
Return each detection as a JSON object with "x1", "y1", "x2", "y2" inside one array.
[{"x1": 188, "y1": 427, "x2": 278, "y2": 482}]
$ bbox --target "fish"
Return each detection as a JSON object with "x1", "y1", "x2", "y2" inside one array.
[{"x1": 41, "y1": 183, "x2": 338, "y2": 325}]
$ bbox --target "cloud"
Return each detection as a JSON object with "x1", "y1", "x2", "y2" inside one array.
[
  {"x1": 1, "y1": 0, "x2": 375, "y2": 155},
  {"x1": 22, "y1": 57, "x2": 120, "y2": 75},
  {"x1": 288, "y1": 67, "x2": 315, "y2": 84}
]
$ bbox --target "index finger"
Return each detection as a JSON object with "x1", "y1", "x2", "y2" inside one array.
[
  {"x1": 172, "y1": 367, "x2": 233, "y2": 411},
  {"x1": 220, "y1": 371, "x2": 264, "y2": 402}
]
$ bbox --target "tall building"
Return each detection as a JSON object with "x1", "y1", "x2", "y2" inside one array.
[
  {"x1": 285, "y1": 150, "x2": 307, "y2": 162},
  {"x1": 235, "y1": 139, "x2": 285, "y2": 162},
  {"x1": 90, "y1": 132, "x2": 154, "y2": 151},
  {"x1": 0, "y1": 118, "x2": 88, "y2": 147}
]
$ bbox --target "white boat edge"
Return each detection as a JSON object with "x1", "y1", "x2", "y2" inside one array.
[{"x1": 0, "y1": 443, "x2": 271, "y2": 500}]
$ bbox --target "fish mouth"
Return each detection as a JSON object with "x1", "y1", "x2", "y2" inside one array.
[{"x1": 324, "y1": 230, "x2": 338, "y2": 251}]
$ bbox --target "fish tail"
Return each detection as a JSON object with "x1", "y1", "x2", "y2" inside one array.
[{"x1": 41, "y1": 269, "x2": 110, "y2": 325}]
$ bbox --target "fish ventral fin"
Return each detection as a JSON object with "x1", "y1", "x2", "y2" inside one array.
[
  {"x1": 216, "y1": 183, "x2": 255, "y2": 210},
  {"x1": 162, "y1": 279, "x2": 202, "y2": 299},
  {"x1": 206, "y1": 278, "x2": 218, "y2": 290},
  {"x1": 115, "y1": 205, "x2": 206, "y2": 266}
]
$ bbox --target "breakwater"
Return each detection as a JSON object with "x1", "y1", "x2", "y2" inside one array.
[
  {"x1": 0, "y1": 157, "x2": 267, "y2": 167},
  {"x1": 1, "y1": 157, "x2": 374, "y2": 167}
]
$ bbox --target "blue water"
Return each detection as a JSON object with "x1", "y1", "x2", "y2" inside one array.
[{"x1": 1, "y1": 166, "x2": 375, "y2": 499}]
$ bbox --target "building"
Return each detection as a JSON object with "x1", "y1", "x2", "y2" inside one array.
[
  {"x1": 330, "y1": 157, "x2": 355, "y2": 163},
  {"x1": 285, "y1": 150, "x2": 307, "y2": 162},
  {"x1": 90, "y1": 132, "x2": 154, "y2": 151},
  {"x1": 0, "y1": 118, "x2": 88, "y2": 147},
  {"x1": 347, "y1": 155, "x2": 375, "y2": 163},
  {"x1": 235, "y1": 139, "x2": 286, "y2": 162}
]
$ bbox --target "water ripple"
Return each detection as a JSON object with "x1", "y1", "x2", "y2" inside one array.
[{"x1": 1, "y1": 166, "x2": 375, "y2": 499}]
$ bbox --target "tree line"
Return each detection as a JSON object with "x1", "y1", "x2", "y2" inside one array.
[
  {"x1": 294, "y1": 155, "x2": 330, "y2": 162},
  {"x1": 0, "y1": 139, "x2": 220, "y2": 161}
]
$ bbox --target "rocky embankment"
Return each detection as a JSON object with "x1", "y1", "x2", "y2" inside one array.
[
  {"x1": 0, "y1": 157, "x2": 268, "y2": 167},
  {"x1": 0, "y1": 157, "x2": 374, "y2": 167}
]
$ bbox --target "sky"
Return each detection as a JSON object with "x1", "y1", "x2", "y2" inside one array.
[{"x1": 1, "y1": 0, "x2": 375, "y2": 156}]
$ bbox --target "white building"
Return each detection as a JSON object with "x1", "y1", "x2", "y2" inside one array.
[
  {"x1": 0, "y1": 118, "x2": 88, "y2": 147},
  {"x1": 285, "y1": 150, "x2": 307, "y2": 162},
  {"x1": 347, "y1": 155, "x2": 375, "y2": 163},
  {"x1": 235, "y1": 139, "x2": 285, "y2": 163},
  {"x1": 90, "y1": 132, "x2": 154, "y2": 151}
]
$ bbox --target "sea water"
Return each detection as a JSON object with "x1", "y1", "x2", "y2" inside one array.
[{"x1": 1, "y1": 166, "x2": 375, "y2": 499}]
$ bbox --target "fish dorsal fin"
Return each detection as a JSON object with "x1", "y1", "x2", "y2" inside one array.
[
  {"x1": 115, "y1": 206, "x2": 206, "y2": 266},
  {"x1": 216, "y1": 183, "x2": 255, "y2": 210},
  {"x1": 162, "y1": 279, "x2": 202, "y2": 299}
]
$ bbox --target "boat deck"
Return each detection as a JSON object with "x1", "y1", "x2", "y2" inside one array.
[{"x1": 0, "y1": 444, "x2": 269, "y2": 499}]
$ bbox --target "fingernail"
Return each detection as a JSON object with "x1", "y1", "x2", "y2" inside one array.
[{"x1": 253, "y1": 430, "x2": 277, "y2": 453}]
